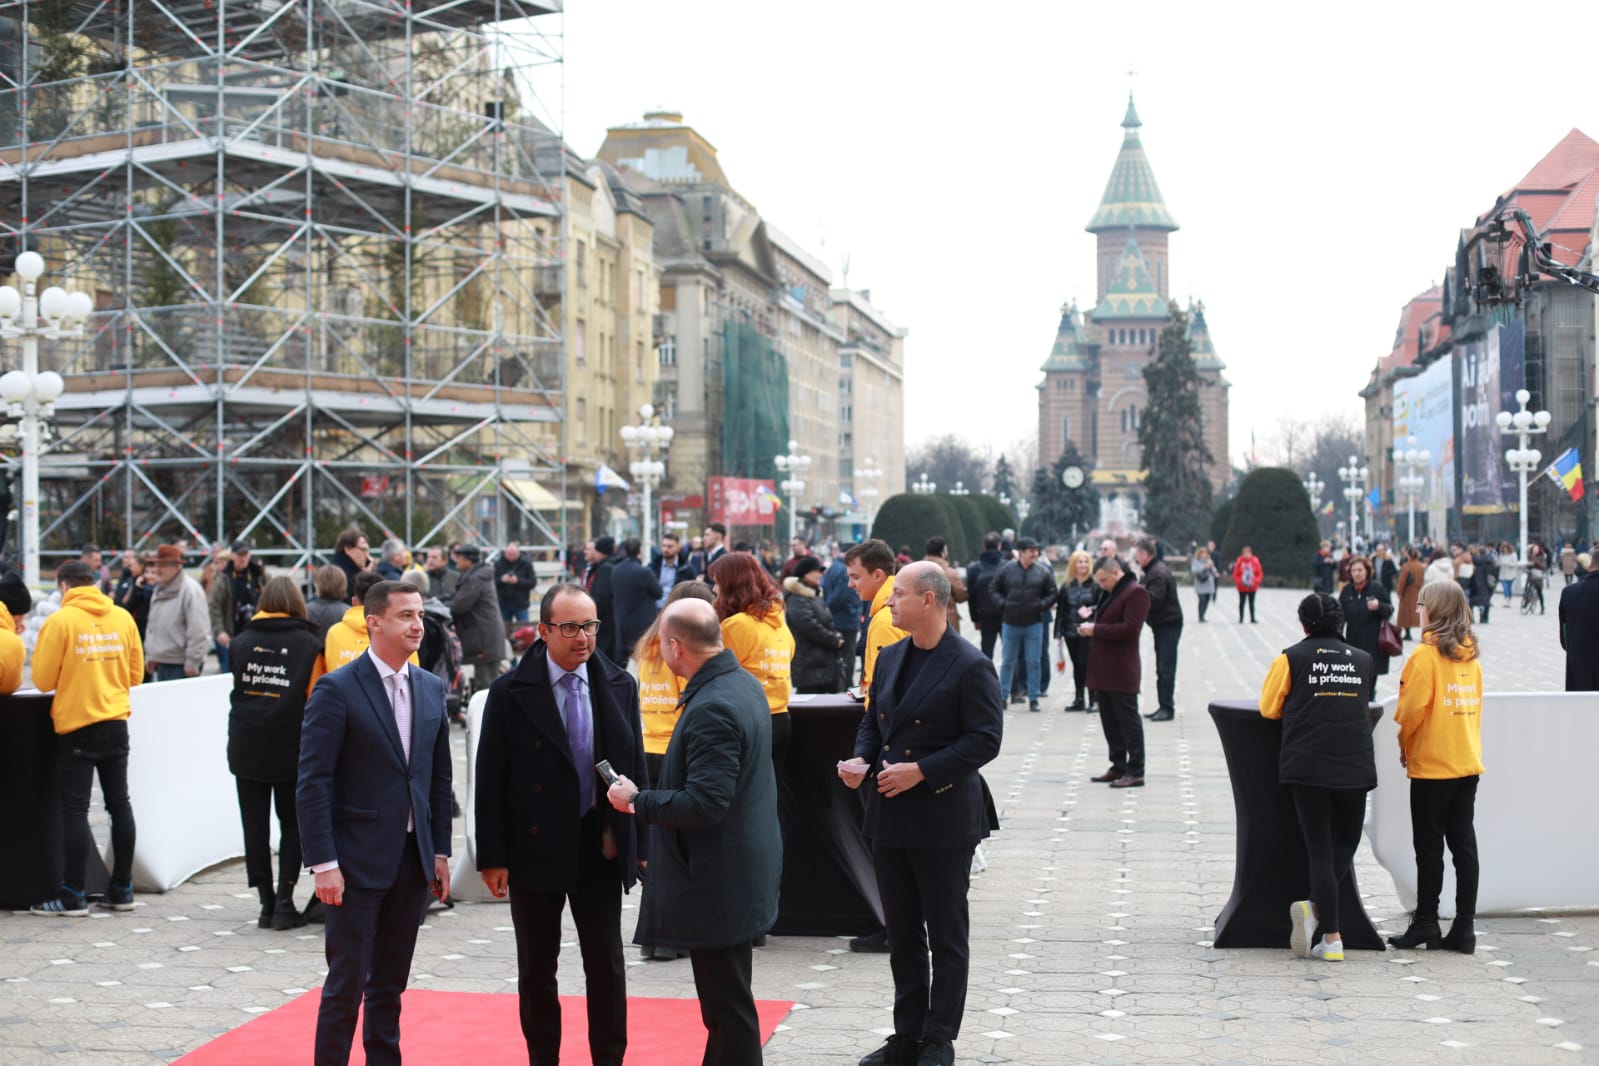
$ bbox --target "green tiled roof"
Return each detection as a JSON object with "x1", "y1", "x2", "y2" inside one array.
[
  {"x1": 1187, "y1": 300, "x2": 1227, "y2": 371},
  {"x1": 1086, "y1": 95, "x2": 1178, "y2": 234},
  {"x1": 1091, "y1": 233, "x2": 1170, "y2": 321},
  {"x1": 1040, "y1": 300, "x2": 1094, "y2": 372}
]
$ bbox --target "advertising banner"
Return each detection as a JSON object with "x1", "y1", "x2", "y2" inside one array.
[
  {"x1": 1392, "y1": 356, "x2": 1455, "y2": 515},
  {"x1": 1460, "y1": 322, "x2": 1525, "y2": 515},
  {"x1": 706, "y1": 477, "x2": 779, "y2": 526}
]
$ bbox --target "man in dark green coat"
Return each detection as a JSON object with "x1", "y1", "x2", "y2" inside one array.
[{"x1": 606, "y1": 598, "x2": 780, "y2": 1066}]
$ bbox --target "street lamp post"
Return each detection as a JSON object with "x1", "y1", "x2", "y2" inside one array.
[
  {"x1": 774, "y1": 439, "x2": 811, "y2": 542},
  {"x1": 619, "y1": 403, "x2": 673, "y2": 553},
  {"x1": 1304, "y1": 472, "x2": 1324, "y2": 512},
  {"x1": 1338, "y1": 455, "x2": 1369, "y2": 547},
  {"x1": 1394, "y1": 435, "x2": 1431, "y2": 547},
  {"x1": 857, "y1": 456, "x2": 882, "y2": 528},
  {"x1": 950, "y1": 480, "x2": 969, "y2": 496},
  {"x1": 0, "y1": 252, "x2": 91, "y2": 589},
  {"x1": 912, "y1": 471, "x2": 936, "y2": 495},
  {"x1": 1496, "y1": 387, "x2": 1551, "y2": 555}
]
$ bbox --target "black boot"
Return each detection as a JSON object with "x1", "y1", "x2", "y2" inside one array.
[
  {"x1": 1440, "y1": 917, "x2": 1475, "y2": 955},
  {"x1": 270, "y1": 886, "x2": 307, "y2": 930},
  {"x1": 256, "y1": 886, "x2": 275, "y2": 930},
  {"x1": 1387, "y1": 913, "x2": 1441, "y2": 949}
]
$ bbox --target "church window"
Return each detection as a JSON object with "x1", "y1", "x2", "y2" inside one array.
[{"x1": 1061, "y1": 416, "x2": 1071, "y2": 446}]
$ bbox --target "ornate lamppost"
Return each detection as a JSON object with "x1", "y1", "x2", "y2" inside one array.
[
  {"x1": 774, "y1": 439, "x2": 812, "y2": 542},
  {"x1": 619, "y1": 403, "x2": 672, "y2": 551},
  {"x1": 912, "y1": 471, "x2": 936, "y2": 495},
  {"x1": 1338, "y1": 455, "x2": 1369, "y2": 546},
  {"x1": 1496, "y1": 388, "x2": 1551, "y2": 555},
  {"x1": 1394, "y1": 435, "x2": 1431, "y2": 547}
]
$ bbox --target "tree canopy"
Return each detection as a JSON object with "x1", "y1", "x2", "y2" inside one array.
[
  {"x1": 1138, "y1": 308, "x2": 1213, "y2": 547},
  {"x1": 1220, "y1": 467, "x2": 1320, "y2": 585}
]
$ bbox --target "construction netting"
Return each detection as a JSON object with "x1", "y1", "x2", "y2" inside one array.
[{"x1": 720, "y1": 319, "x2": 789, "y2": 481}]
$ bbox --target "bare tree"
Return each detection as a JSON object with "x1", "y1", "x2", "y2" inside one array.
[{"x1": 905, "y1": 434, "x2": 991, "y2": 495}]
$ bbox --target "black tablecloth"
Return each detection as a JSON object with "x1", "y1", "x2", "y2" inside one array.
[
  {"x1": 1208, "y1": 698, "x2": 1384, "y2": 950},
  {"x1": 0, "y1": 691, "x2": 109, "y2": 909},
  {"x1": 770, "y1": 694, "x2": 883, "y2": 937}
]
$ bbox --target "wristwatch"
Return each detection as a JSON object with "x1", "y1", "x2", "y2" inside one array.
[{"x1": 627, "y1": 790, "x2": 639, "y2": 814}]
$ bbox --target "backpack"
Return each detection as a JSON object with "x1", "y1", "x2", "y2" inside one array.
[
  {"x1": 420, "y1": 607, "x2": 466, "y2": 714},
  {"x1": 969, "y1": 562, "x2": 1001, "y2": 625}
]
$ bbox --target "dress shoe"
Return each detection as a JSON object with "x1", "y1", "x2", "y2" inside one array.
[
  {"x1": 1386, "y1": 916, "x2": 1441, "y2": 950},
  {"x1": 1090, "y1": 769, "x2": 1122, "y2": 783},
  {"x1": 1146, "y1": 709, "x2": 1175, "y2": 722},
  {"x1": 1007, "y1": 696, "x2": 1022, "y2": 707},
  {"x1": 859, "y1": 1033, "x2": 919, "y2": 1066},
  {"x1": 850, "y1": 929, "x2": 890, "y2": 953},
  {"x1": 917, "y1": 1037, "x2": 955, "y2": 1066},
  {"x1": 270, "y1": 888, "x2": 307, "y2": 930},
  {"x1": 1066, "y1": 697, "x2": 1086, "y2": 711},
  {"x1": 302, "y1": 897, "x2": 326, "y2": 924},
  {"x1": 1028, "y1": 699, "x2": 1040, "y2": 713},
  {"x1": 1109, "y1": 775, "x2": 1144, "y2": 788},
  {"x1": 1440, "y1": 918, "x2": 1475, "y2": 955}
]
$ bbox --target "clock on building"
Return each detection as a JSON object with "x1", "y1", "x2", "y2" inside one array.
[{"x1": 1062, "y1": 465, "x2": 1086, "y2": 490}]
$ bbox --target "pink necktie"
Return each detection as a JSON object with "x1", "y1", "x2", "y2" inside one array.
[{"x1": 389, "y1": 672, "x2": 414, "y2": 831}]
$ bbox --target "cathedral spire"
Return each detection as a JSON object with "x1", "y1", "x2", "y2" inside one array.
[{"x1": 1087, "y1": 95, "x2": 1177, "y2": 234}]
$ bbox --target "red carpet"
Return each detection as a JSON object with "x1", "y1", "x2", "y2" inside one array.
[{"x1": 176, "y1": 989, "x2": 795, "y2": 1064}]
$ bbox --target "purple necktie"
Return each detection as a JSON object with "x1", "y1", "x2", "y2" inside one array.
[{"x1": 560, "y1": 672, "x2": 593, "y2": 811}]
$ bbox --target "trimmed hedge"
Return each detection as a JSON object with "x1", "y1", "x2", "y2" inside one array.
[
  {"x1": 871, "y1": 493, "x2": 982, "y2": 562},
  {"x1": 1220, "y1": 467, "x2": 1319, "y2": 586},
  {"x1": 1210, "y1": 496, "x2": 1235, "y2": 549}
]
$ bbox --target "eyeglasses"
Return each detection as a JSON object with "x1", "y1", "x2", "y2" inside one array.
[{"x1": 549, "y1": 620, "x2": 600, "y2": 638}]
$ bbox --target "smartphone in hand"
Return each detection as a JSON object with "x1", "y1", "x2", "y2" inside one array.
[{"x1": 595, "y1": 759, "x2": 620, "y2": 787}]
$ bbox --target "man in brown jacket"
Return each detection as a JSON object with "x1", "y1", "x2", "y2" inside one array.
[
  {"x1": 923, "y1": 537, "x2": 969, "y2": 633},
  {"x1": 1078, "y1": 555, "x2": 1150, "y2": 788}
]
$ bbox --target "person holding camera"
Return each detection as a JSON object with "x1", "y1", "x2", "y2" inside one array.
[{"x1": 208, "y1": 539, "x2": 265, "y2": 673}]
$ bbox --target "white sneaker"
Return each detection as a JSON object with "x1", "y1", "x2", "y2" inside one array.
[
  {"x1": 1289, "y1": 900, "x2": 1316, "y2": 958},
  {"x1": 1312, "y1": 939, "x2": 1345, "y2": 961}
]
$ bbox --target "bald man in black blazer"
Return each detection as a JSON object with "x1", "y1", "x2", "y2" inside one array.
[{"x1": 839, "y1": 561, "x2": 1003, "y2": 1066}]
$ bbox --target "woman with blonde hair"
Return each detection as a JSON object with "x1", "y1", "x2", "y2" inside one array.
[
  {"x1": 1054, "y1": 549, "x2": 1097, "y2": 710},
  {"x1": 1190, "y1": 546, "x2": 1218, "y2": 622},
  {"x1": 1388, "y1": 580, "x2": 1484, "y2": 955}
]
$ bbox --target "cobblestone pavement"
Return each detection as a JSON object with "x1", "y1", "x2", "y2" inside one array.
[{"x1": 2, "y1": 587, "x2": 1593, "y2": 1064}]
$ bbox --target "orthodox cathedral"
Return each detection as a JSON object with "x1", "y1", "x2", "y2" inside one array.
[{"x1": 1037, "y1": 97, "x2": 1230, "y2": 500}]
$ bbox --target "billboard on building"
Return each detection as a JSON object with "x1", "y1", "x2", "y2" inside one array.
[
  {"x1": 1460, "y1": 322, "x2": 1525, "y2": 515},
  {"x1": 1393, "y1": 356, "x2": 1455, "y2": 515},
  {"x1": 706, "y1": 477, "x2": 779, "y2": 526}
]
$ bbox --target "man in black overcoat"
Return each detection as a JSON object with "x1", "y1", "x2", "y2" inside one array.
[
  {"x1": 1560, "y1": 565, "x2": 1599, "y2": 690},
  {"x1": 839, "y1": 561, "x2": 1004, "y2": 1066},
  {"x1": 475, "y1": 583, "x2": 648, "y2": 1066},
  {"x1": 606, "y1": 598, "x2": 780, "y2": 1066},
  {"x1": 609, "y1": 537, "x2": 664, "y2": 661}
]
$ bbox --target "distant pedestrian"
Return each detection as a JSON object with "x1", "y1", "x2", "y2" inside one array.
[
  {"x1": 1559, "y1": 563, "x2": 1599, "y2": 691},
  {"x1": 1080, "y1": 555, "x2": 1149, "y2": 789},
  {"x1": 1312, "y1": 541, "x2": 1337, "y2": 596},
  {"x1": 1231, "y1": 546, "x2": 1263, "y2": 624},
  {"x1": 208, "y1": 539, "x2": 264, "y2": 674},
  {"x1": 965, "y1": 533, "x2": 1005, "y2": 661},
  {"x1": 1496, "y1": 541, "x2": 1519, "y2": 606},
  {"x1": 992, "y1": 537, "x2": 1057, "y2": 713},
  {"x1": 493, "y1": 540, "x2": 537, "y2": 624},
  {"x1": 610, "y1": 537, "x2": 664, "y2": 657},
  {"x1": 328, "y1": 527, "x2": 371, "y2": 602},
  {"x1": 1134, "y1": 536, "x2": 1181, "y2": 722},
  {"x1": 1338, "y1": 555, "x2": 1393, "y2": 703},
  {"x1": 1389, "y1": 581, "x2": 1482, "y2": 955},
  {"x1": 1396, "y1": 547, "x2": 1426, "y2": 641},
  {"x1": 307, "y1": 564, "x2": 350, "y2": 640},
  {"x1": 143, "y1": 543, "x2": 211, "y2": 680},
  {"x1": 451, "y1": 543, "x2": 507, "y2": 690},
  {"x1": 822, "y1": 546, "x2": 862, "y2": 689},
  {"x1": 784, "y1": 556, "x2": 845, "y2": 694},
  {"x1": 1560, "y1": 544, "x2": 1578, "y2": 585},
  {"x1": 1055, "y1": 550, "x2": 1096, "y2": 711},
  {"x1": 1190, "y1": 547, "x2": 1218, "y2": 622}
]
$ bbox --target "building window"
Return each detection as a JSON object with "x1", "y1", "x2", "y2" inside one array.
[
  {"x1": 575, "y1": 241, "x2": 587, "y2": 288},
  {"x1": 576, "y1": 396, "x2": 586, "y2": 422},
  {"x1": 658, "y1": 337, "x2": 675, "y2": 366},
  {"x1": 636, "y1": 341, "x2": 644, "y2": 383},
  {"x1": 1061, "y1": 416, "x2": 1071, "y2": 446},
  {"x1": 841, "y1": 403, "x2": 853, "y2": 424},
  {"x1": 575, "y1": 319, "x2": 587, "y2": 365}
]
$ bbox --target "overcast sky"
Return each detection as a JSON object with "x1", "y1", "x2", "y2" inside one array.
[{"x1": 557, "y1": 1, "x2": 1599, "y2": 473}]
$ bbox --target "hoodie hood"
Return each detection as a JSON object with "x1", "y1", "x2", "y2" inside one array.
[
  {"x1": 338, "y1": 604, "x2": 367, "y2": 634},
  {"x1": 783, "y1": 577, "x2": 818, "y2": 598},
  {"x1": 62, "y1": 585, "x2": 113, "y2": 616},
  {"x1": 753, "y1": 603, "x2": 787, "y2": 628}
]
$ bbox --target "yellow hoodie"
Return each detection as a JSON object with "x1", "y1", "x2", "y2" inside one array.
[
  {"x1": 0, "y1": 603, "x2": 24, "y2": 696},
  {"x1": 862, "y1": 575, "x2": 909, "y2": 708},
  {"x1": 721, "y1": 605, "x2": 795, "y2": 714},
  {"x1": 316, "y1": 605, "x2": 419, "y2": 688},
  {"x1": 31, "y1": 586, "x2": 144, "y2": 735},
  {"x1": 1395, "y1": 636, "x2": 1484, "y2": 779},
  {"x1": 638, "y1": 650, "x2": 688, "y2": 755}
]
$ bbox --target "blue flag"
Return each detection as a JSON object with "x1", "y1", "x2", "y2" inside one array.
[{"x1": 1366, "y1": 486, "x2": 1381, "y2": 512}]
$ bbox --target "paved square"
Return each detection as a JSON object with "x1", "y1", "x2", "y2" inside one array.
[{"x1": 3, "y1": 587, "x2": 1593, "y2": 1063}]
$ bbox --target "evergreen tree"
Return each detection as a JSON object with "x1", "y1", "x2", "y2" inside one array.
[
  {"x1": 992, "y1": 454, "x2": 1017, "y2": 504},
  {"x1": 1023, "y1": 465, "x2": 1061, "y2": 542},
  {"x1": 1052, "y1": 442, "x2": 1100, "y2": 541},
  {"x1": 1138, "y1": 308, "x2": 1213, "y2": 545}
]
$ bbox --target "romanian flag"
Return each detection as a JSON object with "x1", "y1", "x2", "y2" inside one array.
[
  {"x1": 1544, "y1": 447, "x2": 1585, "y2": 501},
  {"x1": 755, "y1": 484, "x2": 784, "y2": 509},
  {"x1": 1320, "y1": 500, "x2": 1336, "y2": 516}
]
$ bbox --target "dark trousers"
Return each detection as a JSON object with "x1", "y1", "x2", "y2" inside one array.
[
  {"x1": 152, "y1": 662, "x2": 188, "y2": 682},
  {"x1": 508, "y1": 809, "x2": 627, "y2": 1066},
  {"x1": 836, "y1": 635, "x2": 858, "y2": 689},
  {"x1": 1291, "y1": 785, "x2": 1365, "y2": 932},
  {"x1": 315, "y1": 832, "x2": 429, "y2": 1066},
  {"x1": 688, "y1": 943, "x2": 761, "y2": 1066},
  {"x1": 1238, "y1": 590, "x2": 1257, "y2": 622},
  {"x1": 57, "y1": 719, "x2": 135, "y2": 895},
  {"x1": 978, "y1": 621, "x2": 1000, "y2": 661},
  {"x1": 1098, "y1": 691, "x2": 1144, "y2": 777},
  {"x1": 235, "y1": 777, "x2": 300, "y2": 890},
  {"x1": 1151, "y1": 623, "x2": 1181, "y2": 713},
  {"x1": 1410, "y1": 776, "x2": 1480, "y2": 920},
  {"x1": 873, "y1": 844, "x2": 975, "y2": 1042},
  {"x1": 1197, "y1": 592, "x2": 1212, "y2": 621},
  {"x1": 1065, "y1": 636, "x2": 1090, "y2": 701}
]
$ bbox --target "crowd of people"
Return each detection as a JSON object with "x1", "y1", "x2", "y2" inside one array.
[{"x1": 11, "y1": 512, "x2": 1598, "y2": 1066}]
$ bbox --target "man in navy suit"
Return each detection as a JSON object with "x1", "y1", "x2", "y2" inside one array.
[
  {"x1": 476, "y1": 583, "x2": 648, "y2": 1066},
  {"x1": 840, "y1": 561, "x2": 1003, "y2": 1066},
  {"x1": 297, "y1": 580, "x2": 453, "y2": 1066}
]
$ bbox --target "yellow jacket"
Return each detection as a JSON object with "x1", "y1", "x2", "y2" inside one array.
[
  {"x1": 31, "y1": 586, "x2": 144, "y2": 734},
  {"x1": 1395, "y1": 636, "x2": 1484, "y2": 779},
  {"x1": 863, "y1": 575, "x2": 909, "y2": 708},
  {"x1": 0, "y1": 603, "x2": 23, "y2": 696},
  {"x1": 721, "y1": 605, "x2": 795, "y2": 714},
  {"x1": 316, "y1": 606, "x2": 418, "y2": 687},
  {"x1": 638, "y1": 651, "x2": 688, "y2": 756}
]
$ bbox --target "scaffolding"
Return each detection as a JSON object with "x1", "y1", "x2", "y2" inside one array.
[{"x1": 0, "y1": 0, "x2": 566, "y2": 569}]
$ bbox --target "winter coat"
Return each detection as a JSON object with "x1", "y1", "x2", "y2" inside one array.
[
  {"x1": 1423, "y1": 557, "x2": 1454, "y2": 586},
  {"x1": 1312, "y1": 551, "x2": 1337, "y2": 594},
  {"x1": 632, "y1": 650, "x2": 780, "y2": 949},
  {"x1": 227, "y1": 614, "x2": 324, "y2": 782},
  {"x1": 991, "y1": 559, "x2": 1058, "y2": 627},
  {"x1": 1055, "y1": 578, "x2": 1098, "y2": 640},
  {"x1": 207, "y1": 558, "x2": 266, "y2": 641},
  {"x1": 1396, "y1": 560, "x2": 1426, "y2": 630},
  {"x1": 1258, "y1": 635, "x2": 1377, "y2": 791},
  {"x1": 1085, "y1": 572, "x2": 1149, "y2": 694},
  {"x1": 927, "y1": 558, "x2": 968, "y2": 632},
  {"x1": 1141, "y1": 557, "x2": 1183, "y2": 628},
  {"x1": 426, "y1": 565, "x2": 459, "y2": 604},
  {"x1": 1339, "y1": 578, "x2": 1394, "y2": 676},
  {"x1": 609, "y1": 556, "x2": 664, "y2": 660},
  {"x1": 329, "y1": 550, "x2": 364, "y2": 603},
  {"x1": 965, "y1": 549, "x2": 1006, "y2": 628},
  {"x1": 783, "y1": 578, "x2": 843, "y2": 692},
  {"x1": 1191, "y1": 558, "x2": 1218, "y2": 595},
  {"x1": 492, "y1": 553, "x2": 537, "y2": 614},
  {"x1": 822, "y1": 557, "x2": 862, "y2": 635},
  {"x1": 1468, "y1": 552, "x2": 1498, "y2": 608},
  {"x1": 112, "y1": 570, "x2": 152, "y2": 639},
  {"x1": 451, "y1": 561, "x2": 507, "y2": 665},
  {"x1": 307, "y1": 595, "x2": 348, "y2": 640},
  {"x1": 144, "y1": 572, "x2": 212, "y2": 672},
  {"x1": 1559, "y1": 570, "x2": 1599, "y2": 691},
  {"x1": 589, "y1": 554, "x2": 620, "y2": 659},
  {"x1": 1231, "y1": 555, "x2": 1264, "y2": 593}
]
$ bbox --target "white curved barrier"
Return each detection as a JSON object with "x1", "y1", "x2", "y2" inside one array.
[
  {"x1": 448, "y1": 689, "x2": 497, "y2": 903},
  {"x1": 1367, "y1": 691, "x2": 1599, "y2": 915}
]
